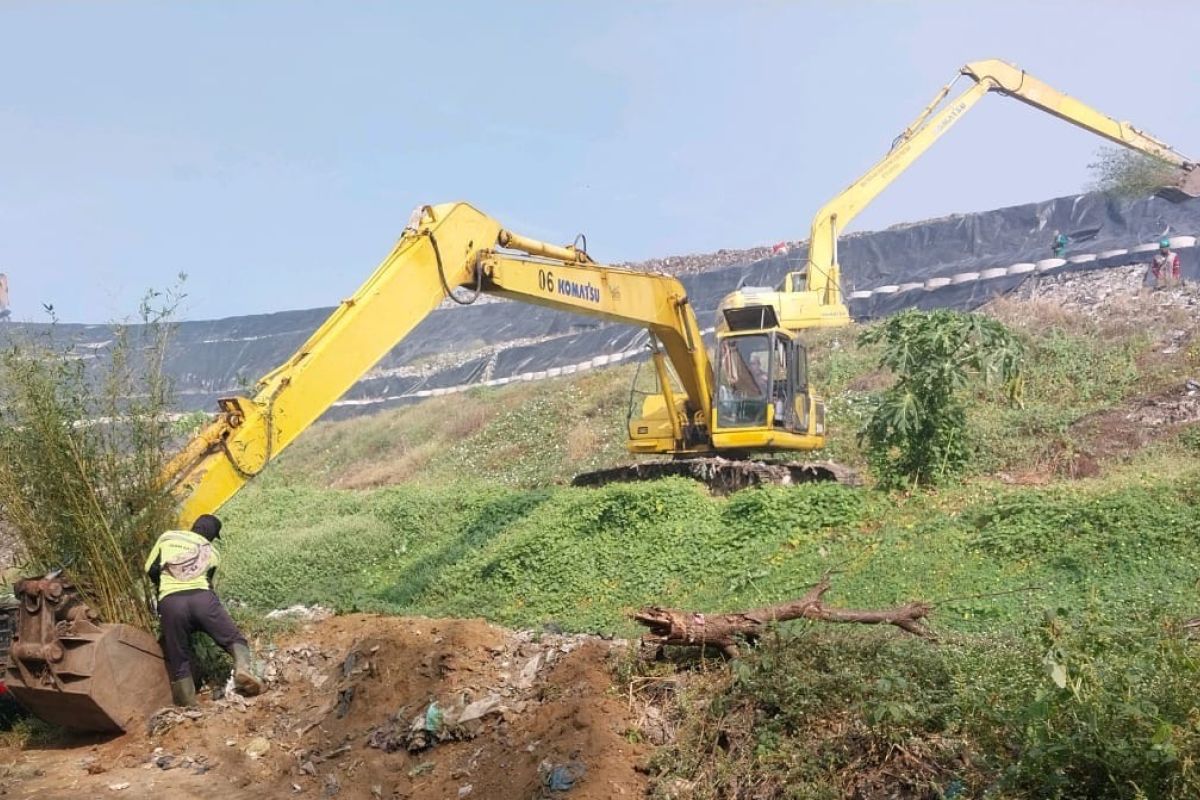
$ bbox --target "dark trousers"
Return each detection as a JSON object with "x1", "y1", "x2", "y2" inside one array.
[{"x1": 158, "y1": 589, "x2": 246, "y2": 680}]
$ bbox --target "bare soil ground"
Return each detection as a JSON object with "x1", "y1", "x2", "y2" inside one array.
[{"x1": 0, "y1": 615, "x2": 650, "y2": 800}]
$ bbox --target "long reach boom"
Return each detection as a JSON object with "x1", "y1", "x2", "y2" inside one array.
[{"x1": 723, "y1": 58, "x2": 1200, "y2": 332}]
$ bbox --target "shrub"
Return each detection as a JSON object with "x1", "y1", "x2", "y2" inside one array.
[
  {"x1": 650, "y1": 614, "x2": 1200, "y2": 799},
  {"x1": 857, "y1": 310, "x2": 1023, "y2": 489},
  {"x1": 0, "y1": 289, "x2": 183, "y2": 628},
  {"x1": 1088, "y1": 147, "x2": 1181, "y2": 198}
]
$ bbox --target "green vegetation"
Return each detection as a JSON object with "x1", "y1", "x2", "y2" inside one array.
[
  {"x1": 5, "y1": 278, "x2": 1198, "y2": 796},
  {"x1": 214, "y1": 458, "x2": 1200, "y2": 796},
  {"x1": 857, "y1": 310, "x2": 1023, "y2": 488},
  {"x1": 207, "y1": 294, "x2": 1200, "y2": 798},
  {"x1": 649, "y1": 614, "x2": 1200, "y2": 799},
  {"x1": 271, "y1": 367, "x2": 634, "y2": 489},
  {"x1": 219, "y1": 461, "x2": 1200, "y2": 634},
  {"x1": 0, "y1": 290, "x2": 183, "y2": 628},
  {"x1": 1088, "y1": 146, "x2": 1182, "y2": 198}
]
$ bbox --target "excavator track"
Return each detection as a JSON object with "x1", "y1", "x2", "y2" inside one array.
[{"x1": 572, "y1": 457, "x2": 860, "y2": 494}]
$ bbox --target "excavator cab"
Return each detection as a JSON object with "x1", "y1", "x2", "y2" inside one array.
[{"x1": 710, "y1": 328, "x2": 824, "y2": 451}]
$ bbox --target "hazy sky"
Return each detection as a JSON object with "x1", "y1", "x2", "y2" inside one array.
[{"x1": 2, "y1": 2, "x2": 1197, "y2": 322}]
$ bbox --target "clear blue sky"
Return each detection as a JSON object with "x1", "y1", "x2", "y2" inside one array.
[{"x1": 2, "y1": 2, "x2": 1197, "y2": 322}]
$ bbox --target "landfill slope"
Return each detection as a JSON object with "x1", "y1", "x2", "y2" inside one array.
[{"x1": 0, "y1": 191, "x2": 1195, "y2": 418}]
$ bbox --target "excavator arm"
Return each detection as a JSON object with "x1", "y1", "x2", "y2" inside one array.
[
  {"x1": 753, "y1": 58, "x2": 1199, "y2": 331},
  {"x1": 10, "y1": 203, "x2": 729, "y2": 733},
  {"x1": 165, "y1": 202, "x2": 713, "y2": 526}
]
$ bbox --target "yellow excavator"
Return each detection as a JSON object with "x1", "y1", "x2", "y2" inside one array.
[
  {"x1": 5, "y1": 58, "x2": 1197, "y2": 732},
  {"x1": 4, "y1": 204, "x2": 849, "y2": 731},
  {"x1": 719, "y1": 58, "x2": 1199, "y2": 330}
]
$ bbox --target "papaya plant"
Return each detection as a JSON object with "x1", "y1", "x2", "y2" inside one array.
[{"x1": 857, "y1": 309, "x2": 1023, "y2": 489}]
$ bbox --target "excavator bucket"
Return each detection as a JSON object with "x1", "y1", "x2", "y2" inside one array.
[
  {"x1": 3, "y1": 574, "x2": 171, "y2": 733},
  {"x1": 1157, "y1": 167, "x2": 1200, "y2": 203}
]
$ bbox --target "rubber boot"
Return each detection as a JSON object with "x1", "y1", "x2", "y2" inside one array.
[
  {"x1": 170, "y1": 675, "x2": 197, "y2": 708},
  {"x1": 231, "y1": 642, "x2": 264, "y2": 697}
]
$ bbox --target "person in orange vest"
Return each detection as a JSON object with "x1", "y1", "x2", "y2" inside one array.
[
  {"x1": 144, "y1": 514, "x2": 263, "y2": 706},
  {"x1": 1150, "y1": 238, "x2": 1182, "y2": 288}
]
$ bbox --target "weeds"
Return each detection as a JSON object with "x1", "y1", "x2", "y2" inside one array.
[
  {"x1": 646, "y1": 612, "x2": 1200, "y2": 799},
  {"x1": 0, "y1": 287, "x2": 184, "y2": 628}
]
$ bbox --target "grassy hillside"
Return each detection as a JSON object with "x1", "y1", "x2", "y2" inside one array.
[
  {"x1": 271, "y1": 289, "x2": 1200, "y2": 492},
  {"x1": 215, "y1": 287, "x2": 1200, "y2": 798},
  {"x1": 221, "y1": 453, "x2": 1200, "y2": 634},
  {"x1": 271, "y1": 367, "x2": 636, "y2": 489},
  {"x1": 231, "y1": 290, "x2": 1200, "y2": 632}
]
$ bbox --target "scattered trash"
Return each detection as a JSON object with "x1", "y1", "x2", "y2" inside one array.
[
  {"x1": 336, "y1": 685, "x2": 356, "y2": 718},
  {"x1": 516, "y1": 653, "x2": 544, "y2": 690},
  {"x1": 540, "y1": 759, "x2": 587, "y2": 793},
  {"x1": 148, "y1": 748, "x2": 210, "y2": 775},
  {"x1": 323, "y1": 772, "x2": 342, "y2": 797},
  {"x1": 244, "y1": 736, "x2": 272, "y2": 759},
  {"x1": 407, "y1": 761, "x2": 436, "y2": 778},
  {"x1": 369, "y1": 693, "x2": 514, "y2": 753},
  {"x1": 424, "y1": 700, "x2": 444, "y2": 732},
  {"x1": 458, "y1": 784, "x2": 474, "y2": 798},
  {"x1": 266, "y1": 604, "x2": 334, "y2": 622},
  {"x1": 457, "y1": 694, "x2": 504, "y2": 724},
  {"x1": 108, "y1": 783, "x2": 130, "y2": 792},
  {"x1": 146, "y1": 706, "x2": 204, "y2": 737},
  {"x1": 261, "y1": 643, "x2": 335, "y2": 688}
]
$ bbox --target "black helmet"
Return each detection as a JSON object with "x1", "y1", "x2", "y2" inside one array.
[{"x1": 191, "y1": 514, "x2": 222, "y2": 541}]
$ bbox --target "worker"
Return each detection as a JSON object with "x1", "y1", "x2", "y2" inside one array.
[
  {"x1": 1150, "y1": 238, "x2": 1182, "y2": 288},
  {"x1": 1052, "y1": 232, "x2": 1069, "y2": 258},
  {"x1": 144, "y1": 514, "x2": 263, "y2": 707}
]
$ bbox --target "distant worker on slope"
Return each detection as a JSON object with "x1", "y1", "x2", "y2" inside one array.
[
  {"x1": 1052, "y1": 232, "x2": 1069, "y2": 258},
  {"x1": 144, "y1": 514, "x2": 264, "y2": 706},
  {"x1": 1150, "y1": 238, "x2": 1182, "y2": 288}
]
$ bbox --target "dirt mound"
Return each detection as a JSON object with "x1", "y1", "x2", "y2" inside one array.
[{"x1": 0, "y1": 615, "x2": 649, "y2": 800}]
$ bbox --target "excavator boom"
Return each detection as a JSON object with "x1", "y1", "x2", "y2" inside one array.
[
  {"x1": 6, "y1": 202, "x2": 738, "y2": 730},
  {"x1": 167, "y1": 203, "x2": 722, "y2": 527}
]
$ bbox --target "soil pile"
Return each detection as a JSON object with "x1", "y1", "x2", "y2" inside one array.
[{"x1": 0, "y1": 615, "x2": 649, "y2": 800}]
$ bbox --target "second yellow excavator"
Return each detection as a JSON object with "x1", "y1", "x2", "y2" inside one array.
[{"x1": 719, "y1": 58, "x2": 1199, "y2": 331}]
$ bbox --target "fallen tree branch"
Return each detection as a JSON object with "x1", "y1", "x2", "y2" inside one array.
[{"x1": 632, "y1": 575, "x2": 934, "y2": 657}]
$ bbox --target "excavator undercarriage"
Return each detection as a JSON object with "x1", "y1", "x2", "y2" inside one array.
[{"x1": 573, "y1": 457, "x2": 861, "y2": 494}]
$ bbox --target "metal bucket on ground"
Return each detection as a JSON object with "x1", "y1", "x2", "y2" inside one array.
[{"x1": 3, "y1": 573, "x2": 172, "y2": 733}]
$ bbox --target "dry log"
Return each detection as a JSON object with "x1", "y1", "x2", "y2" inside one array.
[{"x1": 632, "y1": 575, "x2": 933, "y2": 657}]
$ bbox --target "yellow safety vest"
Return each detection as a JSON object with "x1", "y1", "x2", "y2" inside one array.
[{"x1": 144, "y1": 530, "x2": 221, "y2": 600}]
